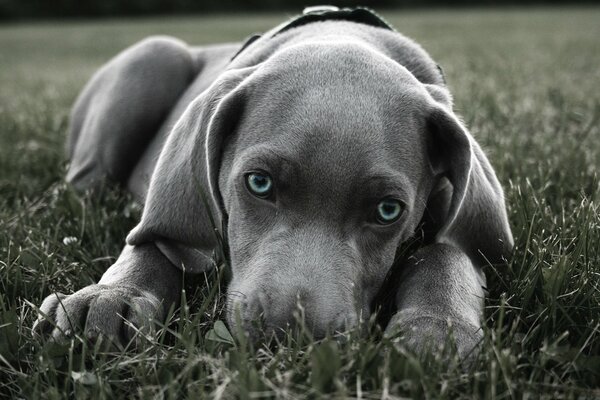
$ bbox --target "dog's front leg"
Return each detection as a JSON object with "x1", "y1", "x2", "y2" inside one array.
[
  {"x1": 384, "y1": 243, "x2": 486, "y2": 359},
  {"x1": 34, "y1": 243, "x2": 182, "y2": 345}
]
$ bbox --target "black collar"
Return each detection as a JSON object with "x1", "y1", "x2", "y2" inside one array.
[
  {"x1": 275, "y1": 6, "x2": 395, "y2": 36},
  {"x1": 229, "y1": 7, "x2": 445, "y2": 84},
  {"x1": 230, "y1": 6, "x2": 395, "y2": 61}
]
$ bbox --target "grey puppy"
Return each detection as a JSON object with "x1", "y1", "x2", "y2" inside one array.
[{"x1": 34, "y1": 7, "x2": 513, "y2": 356}]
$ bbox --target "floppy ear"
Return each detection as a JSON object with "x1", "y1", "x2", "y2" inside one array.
[
  {"x1": 425, "y1": 86, "x2": 513, "y2": 266},
  {"x1": 125, "y1": 66, "x2": 258, "y2": 273}
]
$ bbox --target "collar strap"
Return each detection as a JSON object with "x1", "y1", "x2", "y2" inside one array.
[
  {"x1": 231, "y1": 6, "x2": 395, "y2": 61},
  {"x1": 228, "y1": 7, "x2": 446, "y2": 84},
  {"x1": 275, "y1": 6, "x2": 396, "y2": 36}
]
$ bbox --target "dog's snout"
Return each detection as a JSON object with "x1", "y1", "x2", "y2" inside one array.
[
  {"x1": 227, "y1": 282, "x2": 360, "y2": 340},
  {"x1": 333, "y1": 310, "x2": 358, "y2": 332},
  {"x1": 261, "y1": 285, "x2": 312, "y2": 327}
]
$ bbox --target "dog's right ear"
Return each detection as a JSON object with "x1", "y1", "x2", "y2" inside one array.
[
  {"x1": 424, "y1": 84, "x2": 513, "y2": 266},
  {"x1": 126, "y1": 65, "x2": 259, "y2": 273}
]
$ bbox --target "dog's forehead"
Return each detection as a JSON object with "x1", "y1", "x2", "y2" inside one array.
[{"x1": 234, "y1": 44, "x2": 431, "y2": 187}]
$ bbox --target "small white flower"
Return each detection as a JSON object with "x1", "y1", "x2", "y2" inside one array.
[{"x1": 62, "y1": 236, "x2": 78, "y2": 245}]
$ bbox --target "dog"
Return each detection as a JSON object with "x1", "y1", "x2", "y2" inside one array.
[{"x1": 34, "y1": 7, "x2": 513, "y2": 357}]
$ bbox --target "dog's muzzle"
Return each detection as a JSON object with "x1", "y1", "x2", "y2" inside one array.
[{"x1": 226, "y1": 284, "x2": 360, "y2": 341}]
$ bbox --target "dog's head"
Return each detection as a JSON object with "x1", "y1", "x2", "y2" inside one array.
[{"x1": 127, "y1": 42, "x2": 504, "y2": 339}]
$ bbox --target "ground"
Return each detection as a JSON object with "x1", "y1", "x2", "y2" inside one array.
[{"x1": 0, "y1": 7, "x2": 599, "y2": 398}]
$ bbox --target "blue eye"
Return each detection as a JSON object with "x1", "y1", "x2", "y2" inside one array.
[
  {"x1": 376, "y1": 198, "x2": 404, "y2": 224},
  {"x1": 245, "y1": 172, "x2": 273, "y2": 198}
]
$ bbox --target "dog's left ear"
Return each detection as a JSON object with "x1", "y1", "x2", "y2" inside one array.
[
  {"x1": 125, "y1": 66, "x2": 259, "y2": 273},
  {"x1": 424, "y1": 84, "x2": 513, "y2": 266}
]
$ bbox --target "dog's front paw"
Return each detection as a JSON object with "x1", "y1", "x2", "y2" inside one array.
[
  {"x1": 33, "y1": 284, "x2": 164, "y2": 345},
  {"x1": 385, "y1": 313, "x2": 482, "y2": 361}
]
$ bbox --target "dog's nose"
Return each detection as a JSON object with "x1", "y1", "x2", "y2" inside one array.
[
  {"x1": 260, "y1": 286, "x2": 312, "y2": 330},
  {"x1": 333, "y1": 310, "x2": 358, "y2": 333},
  {"x1": 258, "y1": 286, "x2": 357, "y2": 339}
]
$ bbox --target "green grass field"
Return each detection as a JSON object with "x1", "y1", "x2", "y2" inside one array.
[{"x1": 1, "y1": 7, "x2": 600, "y2": 398}]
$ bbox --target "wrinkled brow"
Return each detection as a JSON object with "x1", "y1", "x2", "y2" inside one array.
[
  {"x1": 230, "y1": 146, "x2": 300, "y2": 185},
  {"x1": 360, "y1": 170, "x2": 414, "y2": 204}
]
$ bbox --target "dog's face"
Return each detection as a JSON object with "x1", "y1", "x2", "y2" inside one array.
[
  {"x1": 128, "y1": 42, "x2": 466, "y2": 339},
  {"x1": 217, "y1": 44, "x2": 440, "y2": 338}
]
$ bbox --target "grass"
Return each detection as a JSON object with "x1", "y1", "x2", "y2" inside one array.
[{"x1": 1, "y1": 6, "x2": 600, "y2": 398}]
